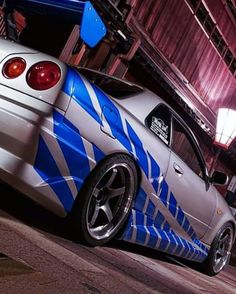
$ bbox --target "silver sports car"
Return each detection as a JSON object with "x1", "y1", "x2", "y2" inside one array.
[{"x1": 0, "y1": 38, "x2": 235, "y2": 276}]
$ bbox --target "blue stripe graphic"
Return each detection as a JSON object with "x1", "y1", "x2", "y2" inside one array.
[
  {"x1": 92, "y1": 84, "x2": 133, "y2": 153},
  {"x1": 148, "y1": 151, "x2": 160, "y2": 192},
  {"x1": 163, "y1": 221, "x2": 171, "y2": 232},
  {"x1": 92, "y1": 143, "x2": 106, "y2": 163},
  {"x1": 62, "y1": 67, "x2": 75, "y2": 97},
  {"x1": 126, "y1": 120, "x2": 149, "y2": 177},
  {"x1": 34, "y1": 135, "x2": 74, "y2": 212},
  {"x1": 63, "y1": 68, "x2": 102, "y2": 125},
  {"x1": 133, "y1": 188, "x2": 147, "y2": 212},
  {"x1": 154, "y1": 211, "x2": 165, "y2": 228},
  {"x1": 122, "y1": 209, "x2": 208, "y2": 262},
  {"x1": 61, "y1": 70, "x2": 209, "y2": 260},
  {"x1": 177, "y1": 207, "x2": 185, "y2": 226},
  {"x1": 158, "y1": 230, "x2": 170, "y2": 251},
  {"x1": 169, "y1": 192, "x2": 177, "y2": 217},
  {"x1": 53, "y1": 111, "x2": 91, "y2": 192},
  {"x1": 146, "y1": 200, "x2": 155, "y2": 218},
  {"x1": 159, "y1": 180, "x2": 168, "y2": 206},
  {"x1": 121, "y1": 214, "x2": 133, "y2": 241},
  {"x1": 172, "y1": 233, "x2": 184, "y2": 255},
  {"x1": 147, "y1": 227, "x2": 159, "y2": 248},
  {"x1": 167, "y1": 232, "x2": 177, "y2": 254}
]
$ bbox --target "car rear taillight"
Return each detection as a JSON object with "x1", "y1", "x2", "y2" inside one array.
[
  {"x1": 27, "y1": 61, "x2": 61, "y2": 90},
  {"x1": 3, "y1": 58, "x2": 26, "y2": 79}
]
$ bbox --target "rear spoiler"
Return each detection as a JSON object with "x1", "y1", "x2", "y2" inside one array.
[{"x1": 0, "y1": 0, "x2": 107, "y2": 47}]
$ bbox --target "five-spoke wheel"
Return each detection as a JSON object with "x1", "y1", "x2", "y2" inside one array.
[
  {"x1": 202, "y1": 223, "x2": 234, "y2": 276},
  {"x1": 212, "y1": 224, "x2": 234, "y2": 273},
  {"x1": 70, "y1": 154, "x2": 138, "y2": 246}
]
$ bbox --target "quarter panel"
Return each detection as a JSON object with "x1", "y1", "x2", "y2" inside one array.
[
  {"x1": 202, "y1": 188, "x2": 235, "y2": 245},
  {"x1": 62, "y1": 68, "x2": 210, "y2": 262}
]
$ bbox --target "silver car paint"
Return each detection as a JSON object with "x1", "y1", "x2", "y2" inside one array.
[
  {"x1": 0, "y1": 38, "x2": 234, "y2": 251},
  {"x1": 0, "y1": 39, "x2": 67, "y2": 108},
  {"x1": 112, "y1": 90, "x2": 235, "y2": 246}
]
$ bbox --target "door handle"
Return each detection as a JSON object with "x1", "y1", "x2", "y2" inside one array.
[{"x1": 173, "y1": 162, "x2": 184, "y2": 176}]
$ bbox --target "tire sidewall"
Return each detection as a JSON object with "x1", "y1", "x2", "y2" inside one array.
[
  {"x1": 70, "y1": 154, "x2": 138, "y2": 246},
  {"x1": 203, "y1": 223, "x2": 234, "y2": 276}
]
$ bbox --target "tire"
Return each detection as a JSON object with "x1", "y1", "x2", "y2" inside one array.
[
  {"x1": 69, "y1": 154, "x2": 138, "y2": 246},
  {"x1": 201, "y1": 223, "x2": 234, "y2": 276}
]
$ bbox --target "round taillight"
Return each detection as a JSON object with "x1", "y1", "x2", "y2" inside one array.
[
  {"x1": 3, "y1": 58, "x2": 26, "y2": 79},
  {"x1": 27, "y1": 61, "x2": 61, "y2": 90}
]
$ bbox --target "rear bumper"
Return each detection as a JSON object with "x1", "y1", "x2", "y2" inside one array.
[
  {"x1": 0, "y1": 83, "x2": 97, "y2": 217},
  {"x1": 0, "y1": 146, "x2": 67, "y2": 217},
  {"x1": 0, "y1": 84, "x2": 70, "y2": 216}
]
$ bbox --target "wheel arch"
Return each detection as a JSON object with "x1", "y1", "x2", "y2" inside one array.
[
  {"x1": 201, "y1": 220, "x2": 235, "y2": 276},
  {"x1": 206, "y1": 218, "x2": 236, "y2": 247},
  {"x1": 73, "y1": 149, "x2": 142, "y2": 211},
  {"x1": 94, "y1": 150, "x2": 142, "y2": 189},
  {"x1": 68, "y1": 151, "x2": 141, "y2": 246}
]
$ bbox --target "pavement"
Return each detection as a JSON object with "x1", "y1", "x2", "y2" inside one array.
[
  {"x1": 0, "y1": 208, "x2": 236, "y2": 294},
  {"x1": 0, "y1": 186, "x2": 236, "y2": 294}
]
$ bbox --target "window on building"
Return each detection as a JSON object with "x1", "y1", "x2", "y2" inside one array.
[
  {"x1": 230, "y1": 58, "x2": 236, "y2": 75},
  {"x1": 188, "y1": 0, "x2": 200, "y2": 11},
  {"x1": 185, "y1": 0, "x2": 236, "y2": 76},
  {"x1": 225, "y1": 49, "x2": 234, "y2": 66},
  {"x1": 204, "y1": 15, "x2": 214, "y2": 33},
  {"x1": 196, "y1": 3, "x2": 208, "y2": 23}
]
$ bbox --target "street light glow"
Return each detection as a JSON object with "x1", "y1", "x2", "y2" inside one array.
[{"x1": 214, "y1": 108, "x2": 236, "y2": 149}]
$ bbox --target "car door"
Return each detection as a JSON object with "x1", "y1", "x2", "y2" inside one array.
[
  {"x1": 145, "y1": 103, "x2": 172, "y2": 180},
  {"x1": 165, "y1": 117, "x2": 216, "y2": 240},
  {"x1": 144, "y1": 103, "x2": 172, "y2": 210}
]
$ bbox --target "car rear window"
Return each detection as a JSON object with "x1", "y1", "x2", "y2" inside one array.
[{"x1": 77, "y1": 68, "x2": 144, "y2": 99}]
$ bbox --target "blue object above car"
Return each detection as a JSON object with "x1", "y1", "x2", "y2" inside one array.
[{"x1": 1, "y1": 0, "x2": 107, "y2": 47}]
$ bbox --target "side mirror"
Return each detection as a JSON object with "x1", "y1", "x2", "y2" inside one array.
[{"x1": 210, "y1": 171, "x2": 229, "y2": 186}]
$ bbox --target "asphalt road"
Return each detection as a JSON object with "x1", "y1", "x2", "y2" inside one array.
[{"x1": 0, "y1": 184, "x2": 236, "y2": 294}]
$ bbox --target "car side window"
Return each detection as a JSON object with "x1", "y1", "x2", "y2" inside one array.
[
  {"x1": 171, "y1": 118, "x2": 203, "y2": 178},
  {"x1": 145, "y1": 104, "x2": 171, "y2": 145}
]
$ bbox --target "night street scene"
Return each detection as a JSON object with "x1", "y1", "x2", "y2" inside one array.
[{"x1": 0, "y1": 0, "x2": 236, "y2": 293}]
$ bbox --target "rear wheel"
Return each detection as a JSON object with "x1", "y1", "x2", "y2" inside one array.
[
  {"x1": 70, "y1": 154, "x2": 138, "y2": 246},
  {"x1": 202, "y1": 223, "x2": 234, "y2": 276}
]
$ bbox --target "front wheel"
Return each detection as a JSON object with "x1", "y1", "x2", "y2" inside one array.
[
  {"x1": 202, "y1": 223, "x2": 234, "y2": 276},
  {"x1": 69, "y1": 154, "x2": 138, "y2": 246}
]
